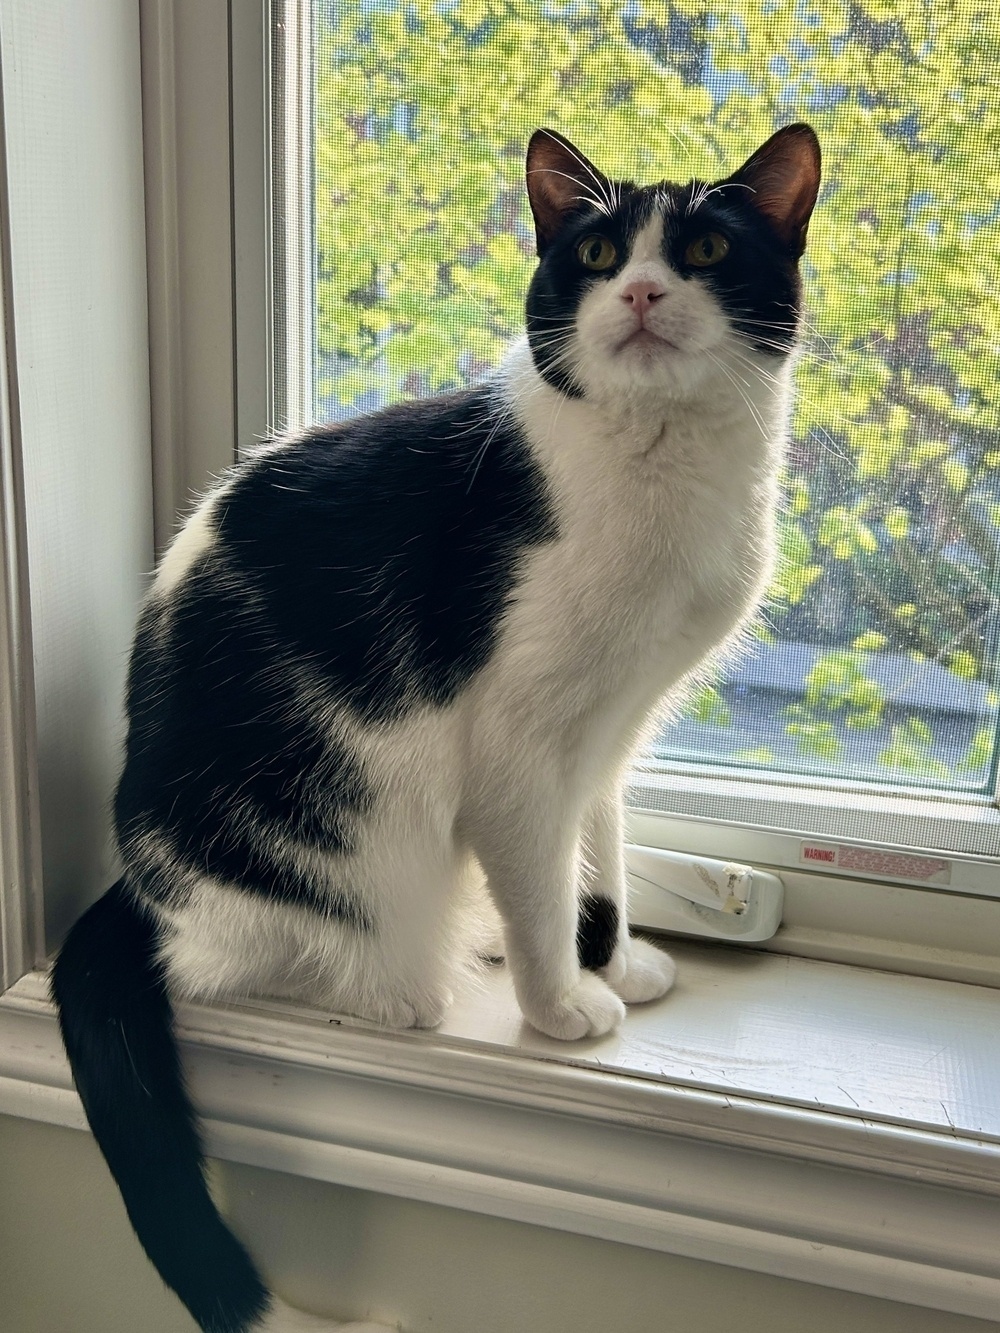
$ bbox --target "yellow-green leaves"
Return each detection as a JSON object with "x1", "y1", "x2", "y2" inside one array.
[
  {"x1": 817, "y1": 507, "x2": 879, "y2": 560},
  {"x1": 311, "y1": 0, "x2": 1000, "y2": 791}
]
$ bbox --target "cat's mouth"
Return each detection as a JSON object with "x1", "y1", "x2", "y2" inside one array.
[{"x1": 616, "y1": 327, "x2": 679, "y2": 354}]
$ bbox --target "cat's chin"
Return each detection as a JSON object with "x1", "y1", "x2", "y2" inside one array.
[
  {"x1": 584, "y1": 343, "x2": 714, "y2": 404},
  {"x1": 615, "y1": 327, "x2": 680, "y2": 354}
]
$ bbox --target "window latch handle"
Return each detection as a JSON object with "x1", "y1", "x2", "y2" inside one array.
[{"x1": 626, "y1": 845, "x2": 784, "y2": 943}]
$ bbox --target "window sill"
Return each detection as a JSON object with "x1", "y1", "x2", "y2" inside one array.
[{"x1": 1, "y1": 942, "x2": 999, "y2": 1320}]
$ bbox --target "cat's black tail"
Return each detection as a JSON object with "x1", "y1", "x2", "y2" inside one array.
[{"x1": 51, "y1": 880, "x2": 271, "y2": 1333}]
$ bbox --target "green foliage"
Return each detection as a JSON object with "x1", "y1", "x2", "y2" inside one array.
[
  {"x1": 802, "y1": 651, "x2": 887, "y2": 730},
  {"x1": 782, "y1": 714, "x2": 842, "y2": 759},
  {"x1": 852, "y1": 630, "x2": 887, "y2": 652},
  {"x1": 959, "y1": 726, "x2": 994, "y2": 772},
  {"x1": 879, "y1": 718, "x2": 951, "y2": 779},
  {"x1": 683, "y1": 685, "x2": 732, "y2": 727},
  {"x1": 313, "y1": 0, "x2": 1000, "y2": 790},
  {"x1": 772, "y1": 518, "x2": 823, "y2": 606},
  {"x1": 734, "y1": 746, "x2": 777, "y2": 765}
]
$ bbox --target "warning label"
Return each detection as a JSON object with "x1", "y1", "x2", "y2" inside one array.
[{"x1": 799, "y1": 841, "x2": 951, "y2": 885}]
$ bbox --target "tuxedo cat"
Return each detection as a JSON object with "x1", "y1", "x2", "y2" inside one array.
[{"x1": 53, "y1": 123, "x2": 820, "y2": 1333}]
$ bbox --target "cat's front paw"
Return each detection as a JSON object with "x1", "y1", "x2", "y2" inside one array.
[
  {"x1": 603, "y1": 936, "x2": 676, "y2": 1004},
  {"x1": 525, "y1": 973, "x2": 626, "y2": 1041}
]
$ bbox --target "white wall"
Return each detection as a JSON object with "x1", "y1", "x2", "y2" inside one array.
[
  {"x1": 1, "y1": 1114, "x2": 996, "y2": 1333},
  {"x1": 0, "y1": 0, "x2": 154, "y2": 956}
]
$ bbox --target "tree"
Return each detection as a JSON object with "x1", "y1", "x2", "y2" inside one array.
[{"x1": 313, "y1": 0, "x2": 1000, "y2": 788}]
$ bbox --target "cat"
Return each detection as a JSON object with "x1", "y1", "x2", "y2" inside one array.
[{"x1": 52, "y1": 122, "x2": 820, "y2": 1333}]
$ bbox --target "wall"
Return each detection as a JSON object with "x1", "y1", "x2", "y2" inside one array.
[
  {"x1": 1, "y1": 1114, "x2": 996, "y2": 1333},
  {"x1": 0, "y1": 0, "x2": 154, "y2": 956}
]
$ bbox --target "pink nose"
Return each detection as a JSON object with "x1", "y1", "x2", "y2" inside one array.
[{"x1": 620, "y1": 279, "x2": 666, "y2": 311}]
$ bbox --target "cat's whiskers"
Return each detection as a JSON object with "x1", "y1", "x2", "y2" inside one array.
[
  {"x1": 451, "y1": 270, "x2": 505, "y2": 318},
  {"x1": 545, "y1": 382, "x2": 570, "y2": 447},
  {"x1": 722, "y1": 342, "x2": 786, "y2": 390},
  {"x1": 462, "y1": 411, "x2": 508, "y2": 485},
  {"x1": 732, "y1": 310, "x2": 844, "y2": 369},
  {"x1": 703, "y1": 347, "x2": 771, "y2": 440},
  {"x1": 701, "y1": 182, "x2": 756, "y2": 207},
  {"x1": 720, "y1": 351, "x2": 784, "y2": 413},
  {"x1": 664, "y1": 125, "x2": 696, "y2": 166},
  {"x1": 685, "y1": 179, "x2": 712, "y2": 217},
  {"x1": 535, "y1": 334, "x2": 582, "y2": 383},
  {"x1": 553, "y1": 132, "x2": 622, "y2": 214},
  {"x1": 533, "y1": 329, "x2": 578, "y2": 352},
  {"x1": 726, "y1": 335, "x2": 853, "y2": 463}
]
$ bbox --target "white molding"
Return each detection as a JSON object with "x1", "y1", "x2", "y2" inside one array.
[
  {"x1": 3, "y1": 970, "x2": 999, "y2": 1321},
  {"x1": 138, "y1": 0, "x2": 185, "y2": 555},
  {"x1": 0, "y1": 64, "x2": 43, "y2": 989},
  {"x1": 0, "y1": 0, "x2": 152, "y2": 962},
  {"x1": 268, "y1": 0, "x2": 314, "y2": 434},
  {"x1": 139, "y1": 0, "x2": 237, "y2": 550},
  {"x1": 230, "y1": 0, "x2": 271, "y2": 454},
  {"x1": 629, "y1": 767, "x2": 1000, "y2": 873}
]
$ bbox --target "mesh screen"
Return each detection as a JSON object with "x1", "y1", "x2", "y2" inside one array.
[{"x1": 289, "y1": 1, "x2": 1000, "y2": 805}]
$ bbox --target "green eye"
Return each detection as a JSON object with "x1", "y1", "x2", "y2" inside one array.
[
  {"x1": 577, "y1": 235, "x2": 618, "y2": 271},
  {"x1": 685, "y1": 232, "x2": 730, "y2": 267}
]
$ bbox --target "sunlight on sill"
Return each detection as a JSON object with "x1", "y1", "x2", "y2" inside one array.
[{"x1": 239, "y1": 936, "x2": 1000, "y2": 1147}]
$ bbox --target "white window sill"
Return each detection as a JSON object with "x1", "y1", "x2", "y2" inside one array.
[{"x1": 1, "y1": 941, "x2": 999, "y2": 1321}]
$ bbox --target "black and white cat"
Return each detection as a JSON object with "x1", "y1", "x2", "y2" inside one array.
[{"x1": 53, "y1": 124, "x2": 820, "y2": 1333}]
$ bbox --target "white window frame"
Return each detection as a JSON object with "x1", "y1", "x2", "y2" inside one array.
[
  {"x1": 0, "y1": 0, "x2": 153, "y2": 986},
  {"x1": 0, "y1": 179, "x2": 43, "y2": 993}
]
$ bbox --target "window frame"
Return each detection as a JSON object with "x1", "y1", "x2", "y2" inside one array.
[
  {"x1": 0, "y1": 139, "x2": 43, "y2": 991},
  {"x1": 0, "y1": 0, "x2": 153, "y2": 982}
]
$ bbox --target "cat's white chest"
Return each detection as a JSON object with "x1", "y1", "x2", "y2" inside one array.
[
  {"x1": 547, "y1": 391, "x2": 775, "y2": 643},
  {"x1": 483, "y1": 343, "x2": 786, "y2": 744}
]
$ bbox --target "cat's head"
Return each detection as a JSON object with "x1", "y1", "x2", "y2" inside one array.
[{"x1": 523, "y1": 125, "x2": 821, "y2": 405}]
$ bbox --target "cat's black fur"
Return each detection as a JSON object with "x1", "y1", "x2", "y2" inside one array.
[
  {"x1": 54, "y1": 384, "x2": 563, "y2": 1333},
  {"x1": 113, "y1": 384, "x2": 555, "y2": 921},
  {"x1": 54, "y1": 881, "x2": 272, "y2": 1332}
]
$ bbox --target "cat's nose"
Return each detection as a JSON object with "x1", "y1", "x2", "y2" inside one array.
[{"x1": 620, "y1": 279, "x2": 667, "y2": 312}]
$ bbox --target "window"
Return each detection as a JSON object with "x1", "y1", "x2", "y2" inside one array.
[
  {"x1": 0, "y1": 0, "x2": 997, "y2": 996},
  {"x1": 263, "y1": 0, "x2": 999, "y2": 904},
  {"x1": 1, "y1": 16, "x2": 996, "y2": 1322}
]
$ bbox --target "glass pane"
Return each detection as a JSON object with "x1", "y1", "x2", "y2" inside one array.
[{"x1": 305, "y1": 0, "x2": 1000, "y2": 795}]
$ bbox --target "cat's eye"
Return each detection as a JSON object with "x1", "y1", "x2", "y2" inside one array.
[
  {"x1": 685, "y1": 232, "x2": 730, "y2": 267},
  {"x1": 577, "y1": 235, "x2": 618, "y2": 271}
]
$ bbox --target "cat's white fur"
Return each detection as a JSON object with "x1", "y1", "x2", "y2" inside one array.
[
  {"x1": 154, "y1": 492, "x2": 220, "y2": 594},
  {"x1": 154, "y1": 213, "x2": 788, "y2": 1050},
  {"x1": 260, "y1": 1298, "x2": 397, "y2": 1333},
  {"x1": 152, "y1": 210, "x2": 790, "y2": 1331}
]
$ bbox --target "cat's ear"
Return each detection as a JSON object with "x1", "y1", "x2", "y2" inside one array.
[
  {"x1": 525, "y1": 129, "x2": 612, "y2": 254},
  {"x1": 728, "y1": 123, "x2": 821, "y2": 257}
]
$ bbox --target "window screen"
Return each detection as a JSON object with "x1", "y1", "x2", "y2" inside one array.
[{"x1": 284, "y1": 1, "x2": 1000, "y2": 799}]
